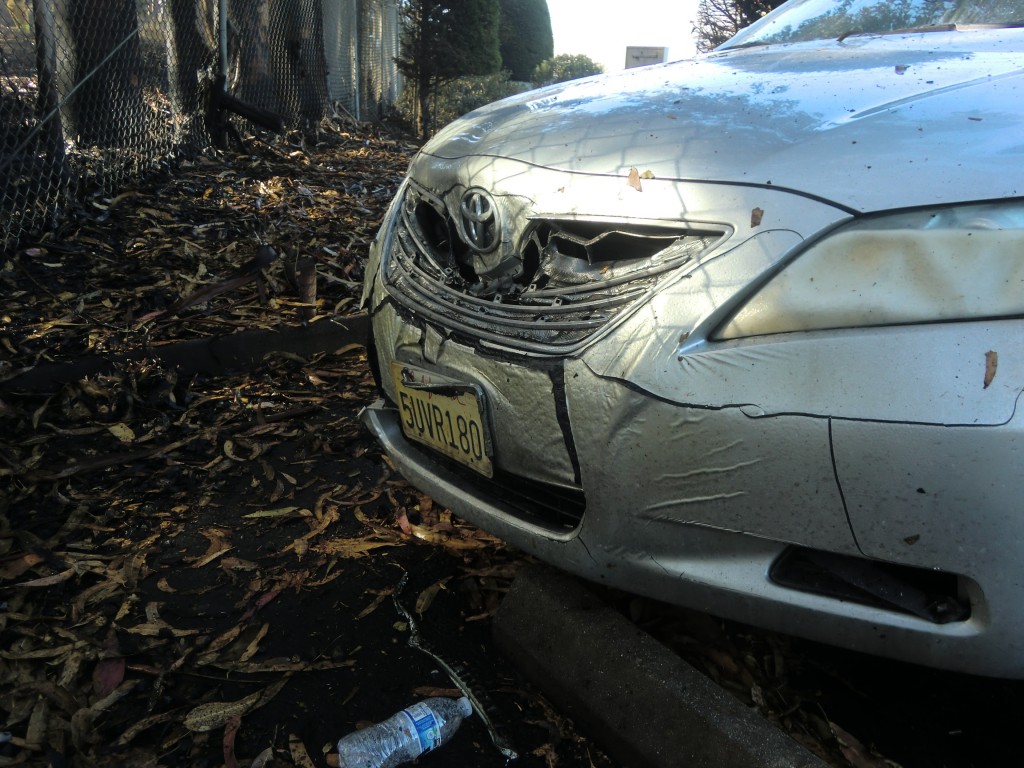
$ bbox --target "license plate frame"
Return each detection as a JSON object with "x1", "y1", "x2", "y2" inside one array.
[{"x1": 390, "y1": 362, "x2": 493, "y2": 478}]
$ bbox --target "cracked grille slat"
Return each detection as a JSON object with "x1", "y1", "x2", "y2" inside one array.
[{"x1": 382, "y1": 182, "x2": 725, "y2": 352}]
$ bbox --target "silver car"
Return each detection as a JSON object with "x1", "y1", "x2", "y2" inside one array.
[{"x1": 360, "y1": 0, "x2": 1024, "y2": 677}]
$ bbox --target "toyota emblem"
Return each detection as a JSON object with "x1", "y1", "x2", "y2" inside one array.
[{"x1": 459, "y1": 189, "x2": 501, "y2": 253}]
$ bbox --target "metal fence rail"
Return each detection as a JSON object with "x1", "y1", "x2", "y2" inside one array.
[{"x1": 0, "y1": 0, "x2": 401, "y2": 254}]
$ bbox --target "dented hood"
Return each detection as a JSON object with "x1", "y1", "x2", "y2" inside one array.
[{"x1": 423, "y1": 29, "x2": 1024, "y2": 213}]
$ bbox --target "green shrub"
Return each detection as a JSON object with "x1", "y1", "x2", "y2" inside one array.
[
  {"x1": 394, "y1": 71, "x2": 532, "y2": 136},
  {"x1": 532, "y1": 54, "x2": 604, "y2": 86}
]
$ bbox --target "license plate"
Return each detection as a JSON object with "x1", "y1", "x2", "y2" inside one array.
[{"x1": 391, "y1": 362, "x2": 493, "y2": 477}]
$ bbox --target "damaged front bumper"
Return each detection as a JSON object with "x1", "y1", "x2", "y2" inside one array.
[
  {"x1": 363, "y1": 361, "x2": 1024, "y2": 678},
  {"x1": 361, "y1": 286, "x2": 1024, "y2": 676}
]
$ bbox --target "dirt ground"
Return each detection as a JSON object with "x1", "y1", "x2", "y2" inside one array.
[{"x1": 1, "y1": 120, "x2": 1022, "y2": 768}]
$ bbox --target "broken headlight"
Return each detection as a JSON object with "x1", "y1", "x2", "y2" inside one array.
[{"x1": 718, "y1": 201, "x2": 1024, "y2": 338}]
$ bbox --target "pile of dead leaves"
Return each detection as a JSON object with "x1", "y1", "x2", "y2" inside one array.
[
  {"x1": 0, "y1": 318, "x2": 561, "y2": 766},
  {"x1": 0, "y1": 117, "x2": 412, "y2": 529},
  {"x1": 0, "y1": 119, "x2": 412, "y2": 374},
  {"x1": 0, "y1": 415, "x2": 522, "y2": 767}
]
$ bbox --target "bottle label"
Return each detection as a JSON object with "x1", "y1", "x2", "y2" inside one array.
[{"x1": 401, "y1": 703, "x2": 441, "y2": 754}]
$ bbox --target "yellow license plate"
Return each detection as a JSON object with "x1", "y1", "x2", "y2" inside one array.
[{"x1": 391, "y1": 362, "x2": 493, "y2": 477}]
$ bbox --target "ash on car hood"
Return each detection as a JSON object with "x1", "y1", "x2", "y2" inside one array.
[{"x1": 425, "y1": 30, "x2": 1024, "y2": 213}]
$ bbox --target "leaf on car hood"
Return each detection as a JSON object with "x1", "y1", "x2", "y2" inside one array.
[
  {"x1": 984, "y1": 350, "x2": 998, "y2": 388},
  {"x1": 627, "y1": 166, "x2": 643, "y2": 192}
]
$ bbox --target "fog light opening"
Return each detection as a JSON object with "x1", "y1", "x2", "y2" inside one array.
[{"x1": 770, "y1": 547, "x2": 970, "y2": 624}]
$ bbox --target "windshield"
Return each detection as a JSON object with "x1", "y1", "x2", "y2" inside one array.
[{"x1": 722, "y1": 0, "x2": 1024, "y2": 48}]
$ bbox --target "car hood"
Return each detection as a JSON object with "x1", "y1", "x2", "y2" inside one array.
[{"x1": 423, "y1": 29, "x2": 1024, "y2": 213}]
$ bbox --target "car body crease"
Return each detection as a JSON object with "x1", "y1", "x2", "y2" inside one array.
[
  {"x1": 584, "y1": 359, "x2": 1024, "y2": 429},
  {"x1": 548, "y1": 365, "x2": 582, "y2": 486},
  {"x1": 829, "y1": 415, "x2": 863, "y2": 553}
]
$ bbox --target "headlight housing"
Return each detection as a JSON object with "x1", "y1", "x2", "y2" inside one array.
[{"x1": 718, "y1": 202, "x2": 1024, "y2": 339}]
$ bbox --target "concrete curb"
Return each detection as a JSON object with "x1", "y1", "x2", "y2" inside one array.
[
  {"x1": 494, "y1": 563, "x2": 829, "y2": 768},
  {"x1": 1, "y1": 312, "x2": 369, "y2": 392}
]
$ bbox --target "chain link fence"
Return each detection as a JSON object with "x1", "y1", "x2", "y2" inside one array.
[
  {"x1": 323, "y1": 0, "x2": 400, "y2": 121},
  {"x1": 0, "y1": 0, "x2": 401, "y2": 254}
]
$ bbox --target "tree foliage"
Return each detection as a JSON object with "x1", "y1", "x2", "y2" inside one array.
[
  {"x1": 498, "y1": 0, "x2": 554, "y2": 81},
  {"x1": 432, "y1": 72, "x2": 531, "y2": 128},
  {"x1": 756, "y1": 0, "x2": 955, "y2": 44},
  {"x1": 532, "y1": 53, "x2": 603, "y2": 86},
  {"x1": 396, "y1": 0, "x2": 502, "y2": 138},
  {"x1": 693, "y1": 0, "x2": 784, "y2": 52}
]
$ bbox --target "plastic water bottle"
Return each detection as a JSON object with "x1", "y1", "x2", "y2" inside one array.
[{"x1": 334, "y1": 696, "x2": 473, "y2": 768}]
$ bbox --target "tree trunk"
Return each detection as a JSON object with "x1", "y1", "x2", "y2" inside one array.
[
  {"x1": 32, "y1": 0, "x2": 65, "y2": 155},
  {"x1": 230, "y1": 0, "x2": 277, "y2": 114},
  {"x1": 66, "y1": 0, "x2": 147, "y2": 147},
  {"x1": 31, "y1": 0, "x2": 68, "y2": 204},
  {"x1": 417, "y1": 74, "x2": 431, "y2": 140},
  {"x1": 167, "y1": 0, "x2": 216, "y2": 145},
  {"x1": 270, "y1": 0, "x2": 328, "y2": 132}
]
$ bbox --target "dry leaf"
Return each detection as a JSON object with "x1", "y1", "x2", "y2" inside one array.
[
  {"x1": 240, "y1": 589, "x2": 282, "y2": 621},
  {"x1": 314, "y1": 537, "x2": 397, "y2": 558},
  {"x1": 184, "y1": 677, "x2": 289, "y2": 732},
  {"x1": 290, "y1": 734, "x2": 317, "y2": 768},
  {"x1": 829, "y1": 722, "x2": 893, "y2": 768},
  {"x1": 984, "y1": 350, "x2": 998, "y2": 388},
  {"x1": 92, "y1": 657, "x2": 126, "y2": 696},
  {"x1": 240, "y1": 623, "x2": 270, "y2": 662},
  {"x1": 415, "y1": 576, "x2": 452, "y2": 616},
  {"x1": 14, "y1": 567, "x2": 76, "y2": 588},
  {"x1": 121, "y1": 620, "x2": 200, "y2": 637},
  {"x1": 281, "y1": 507, "x2": 340, "y2": 557},
  {"x1": 113, "y1": 712, "x2": 176, "y2": 747},
  {"x1": 220, "y1": 556, "x2": 260, "y2": 572},
  {"x1": 107, "y1": 423, "x2": 136, "y2": 443},
  {"x1": 251, "y1": 747, "x2": 275, "y2": 768},
  {"x1": 209, "y1": 658, "x2": 355, "y2": 674},
  {"x1": 191, "y1": 527, "x2": 233, "y2": 568},
  {"x1": 242, "y1": 506, "x2": 305, "y2": 518},
  {"x1": 627, "y1": 167, "x2": 643, "y2": 192},
  {"x1": 396, "y1": 508, "x2": 413, "y2": 535},
  {"x1": 356, "y1": 588, "x2": 393, "y2": 620},
  {"x1": 223, "y1": 439, "x2": 247, "y2": 462},
  {"x1": 1, "y1": 552, "x2": 45, "y2": 579},
  {"x1": 2, "y1": 642, "x2": 77, "y2": 660},
  {"x1": 24, "y1": 698, "x2": 49, "y2": 753},
  {"x1": 71, "y1": 680, "x2": 141, "y2": 748},
  {"x1": 198, "y1": 624, "x2": 244, "y2": 664},
  {"x1": 223, "y1": 715, "x2": 242, "y2": 768}
]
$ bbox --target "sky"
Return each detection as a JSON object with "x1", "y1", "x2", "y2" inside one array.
[{"x1": 546, "y1": 0, "x2": 702, "y2": 73}]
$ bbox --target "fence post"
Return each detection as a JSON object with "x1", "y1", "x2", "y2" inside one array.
[
  {"x1": 219, "y1": 0, "x2": 228, "y2": 85},
  {"x1": 352, "y1": 0, "x2": 360, "y2": 120}
]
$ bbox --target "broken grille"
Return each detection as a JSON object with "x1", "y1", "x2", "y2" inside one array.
[{"x1": 381, "y1": 182, "x2": 724, "y2": 353}]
